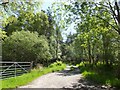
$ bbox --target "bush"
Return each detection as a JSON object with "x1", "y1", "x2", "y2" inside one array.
[
  {"x1": 0, "y1": 29, "x2": 7, "y2": 40},
  {"x1": 78, "y1": 62, "x2": 120, "y2": 87},
  {"x1": 2, "y1": 30, "x2": 52, "y2": 63},
  {"x1": 49, "y1": 61, "x2": 63, "y2": 68}
]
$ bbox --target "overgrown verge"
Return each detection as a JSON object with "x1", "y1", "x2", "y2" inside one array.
[
  {"x1": 76, "y1": 62, "x2": 120, "y2": 88},
  {"x1": 1, "y1": 61, "x2": 66, "y2": 89}
]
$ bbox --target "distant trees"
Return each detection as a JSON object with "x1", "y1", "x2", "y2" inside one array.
[
  {"x1": 46, "y1": 5, "x2": 64, "y2": 60},
  {"x1": 2, "y1": 11, "x2": 51, "y2": 37}
]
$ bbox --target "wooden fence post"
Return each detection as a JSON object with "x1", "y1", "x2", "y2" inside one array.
[
  {"x1": 14, "y1": 62, "x2": 16, "y2": 78},
  {"x1": 29, "y1": 61, "x2": 33, "y2": 72}
]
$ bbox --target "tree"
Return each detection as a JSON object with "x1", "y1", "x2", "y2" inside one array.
[
  {"x1": 2, "y1": 30, "x2": 52, "y2": 64},
  {"x1": 2, "y1": 11, "x2": 51, "y2": 36},
  {"x1": 48, "y1": 3, "x2": 66, "y2": 60},
  {"x1": 1, "y1": 0, "x2": 51, "y2": 37},
  {"x1": 62, "y1": 1, "x2": 120, "y2": 65},
  {"x1": 1, "y1": 0, "x2": 60, "y2": 63},
  {"x1": 105, "y1": 0, "x2": 120, "y2": 35}
]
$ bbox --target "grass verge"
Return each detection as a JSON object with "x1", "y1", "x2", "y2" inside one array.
[
  {"x1": 1, "y1": 61, "x2": 66, "y2": 89},
  {"x1": 76, "y1": 62, "x2": 120, "y2": 88}
]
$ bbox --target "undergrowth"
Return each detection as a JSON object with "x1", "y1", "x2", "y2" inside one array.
[{"x1": 76, "y1": 62, "x2": 120, "y2": 88}]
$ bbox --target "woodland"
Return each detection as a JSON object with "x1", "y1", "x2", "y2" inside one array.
[{"x1": 0, "y1": 0, "x2": 120, "y2": 88}]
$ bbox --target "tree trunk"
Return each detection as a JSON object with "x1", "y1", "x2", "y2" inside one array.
[
  {"x1": 102, "y1": 34, "x2": 109, "y2": 65},
  {"x1": 88, "y1": 39, "x2": 92, "y2": 64}
]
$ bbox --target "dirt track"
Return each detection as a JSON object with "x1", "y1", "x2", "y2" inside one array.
[
  {"x1": 19, "y1": 66, "x2": 117, "y2": 89},
  {"x1": 19, "y1": 66, "x2": 82, "y2": 88}
]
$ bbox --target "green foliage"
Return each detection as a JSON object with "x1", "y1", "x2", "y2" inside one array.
[
  {"x1": 49, "y1": 36, "x2": 56, "y2": 58},
  {"x1": 0, "y1": 29, "x2": 7, "y2": 40},
  {"x1": 3, "y1": 11, "x2": 50, "y2": 37},
  {"x1": 2, "y1": 30, "x2": 52, "y2": 63},
  {"x1": 49, "y1": 61, "x2": 63, "y2": 67},
  {"x1": 77, "y1": 62, "x2": 120, "y2": 87},
  {"x1": 63, "y1": 1, "x2": 120, "y2": 65},
  {"x1": 1, "y1": 62, "x2": 66, "y2": 89}
]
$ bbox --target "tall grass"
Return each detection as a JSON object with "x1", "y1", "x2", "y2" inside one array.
[
  {"x1": 77, "y1": 62, "x2": 120, "y2": 88},
  {"x1": 1, "y1": 61, "x2": 66, "y2": 89}
]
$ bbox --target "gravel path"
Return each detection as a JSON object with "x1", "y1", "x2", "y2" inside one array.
[
  {"x1": 19, "y1": 66, "x2": 118, "y2": 89},
  {"x1": 19, "y1": 66, "x2": 82, "y2": 88}
]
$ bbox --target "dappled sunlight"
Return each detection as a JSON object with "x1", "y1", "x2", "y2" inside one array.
[
  {"x1": 1, "y1": 0, "x2": 120, "y2": 89},
  {"x1": 57, "y1": 65, "x2": 81, "y2": 76}
]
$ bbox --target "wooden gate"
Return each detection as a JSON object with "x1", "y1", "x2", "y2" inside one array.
[{"x1": 0, "y1": 61, "x2": 33, "y2": 79}]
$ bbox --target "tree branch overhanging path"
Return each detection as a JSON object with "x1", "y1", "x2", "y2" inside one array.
[{"x1": 94, "y1": 0, "x2": 120, "y2": 35}]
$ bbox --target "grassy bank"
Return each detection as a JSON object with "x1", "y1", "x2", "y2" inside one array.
[
  {"x1": 76, "y1": 62, "x2": 120, "y2": 88},
  {"x1": 1, "y1": 61, "x2": 66, "y2": 89}
]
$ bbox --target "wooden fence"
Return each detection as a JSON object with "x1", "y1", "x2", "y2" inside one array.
[{"x1": 0, "y1": 61, "x2": 33, "y2": 79}]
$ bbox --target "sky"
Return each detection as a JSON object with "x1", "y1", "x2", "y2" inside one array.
[{"x1": 41, "y1": 0, "x2": 55, "y2": 10}]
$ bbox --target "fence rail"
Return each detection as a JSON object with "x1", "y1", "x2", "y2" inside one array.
[{"x1": 0, "y1": 61, "x2": 33, "y2": 79}]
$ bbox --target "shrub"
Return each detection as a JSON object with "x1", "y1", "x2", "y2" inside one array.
[
  {"x1": 0, "y1": 29, "x2": 7, "y2": 40},
  {"x1": 49, "y1": 61, "x2": 63, "y2": 67},
  {"x1": 2, "y1": 30, "x2": 52, "y2": 63}
]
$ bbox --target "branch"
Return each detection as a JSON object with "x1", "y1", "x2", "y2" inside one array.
[
  {"x1": 107, "y1": 0, "x2": 118, "y2": 25},
  {"x1": 108, "y1": 0, "x2": 117, "y2": 18},
  {"x1": 94, "y1": 1, "x2": 118, "y2": 26},
  {"x1": 93, "y1": 15, "x2": 120, "y2": 34},
  {"x1": 95, "y1": 2, "x2": 110, "y2": 9},
  {"x1": 115, "y1": 1, "x2": 120, "y2": 24}
]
